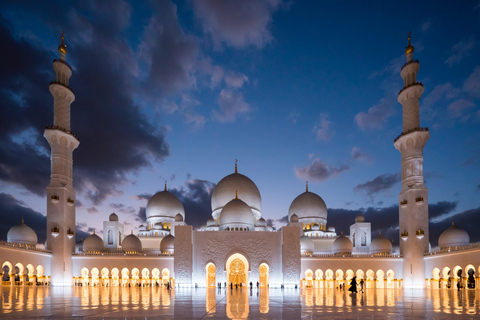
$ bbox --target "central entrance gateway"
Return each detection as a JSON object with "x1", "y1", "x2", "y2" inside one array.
[{"x1": 226, "y1": 253, "x2": 249, "y2": 287}]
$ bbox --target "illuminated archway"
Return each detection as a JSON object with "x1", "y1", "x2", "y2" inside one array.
[
  {"x1": 226, "y1": 253, "x2": 249, "y2": 287},
  {"x1": 259, "y1": 263, "x2": 269, "y2": 288},
  {"x1": 206, "y1": 263, "x2": 216, "y2": 287},
  {"x1": 162, "y1": 268, "x2": 170, "y2": 284}
]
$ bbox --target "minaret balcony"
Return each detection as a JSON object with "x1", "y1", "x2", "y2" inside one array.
[
  {"x1": 67, "y1": 229, "x2": 75, "y2": 239},
  {"x1": 44, "y1": 126, "x2": 80, "y2": 141},
  {"x1": 398, "y1": 81, "x2": 423, "y2": 96},
  {"x1": 400, "y1": 59, "x2": 419, "y2": 71},
  {"x1": 67, "y1": 197, "x2": 75, "y2": 206},
  {"x1": 401, "y1": 231, "x2": 408, "y2": 241},
  {"x1": 51, "y1": 227, "x2": 60, "y2": 237},
  {"x1": 394, "y1": 127, "x2": 429, "y2": 143},
  {"x1": 416, "y1": 229, "x2": 424, "y2": 239},
  {"x1": 51, "y1": 195, "x2": 60, "y2": 204},
  {"x1": 49, "y1": 81, "x2": 75, "y2": 94},
  {"x1": 415, "y1": 197, "x2": 424, "y2": 205}
]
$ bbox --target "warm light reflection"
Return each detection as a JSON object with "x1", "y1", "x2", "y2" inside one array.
[{"x1": 0, "y1": 286, "x2": 479, "y2": 317}]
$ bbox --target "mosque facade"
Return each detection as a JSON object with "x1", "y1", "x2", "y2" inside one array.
[{"x1": 1, "y1": 35, "x2": 480, "y2": 291}]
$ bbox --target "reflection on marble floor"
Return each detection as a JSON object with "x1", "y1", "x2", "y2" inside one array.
[{"x1": 1, "y1": 286, "x2": 479, "y2": 318}]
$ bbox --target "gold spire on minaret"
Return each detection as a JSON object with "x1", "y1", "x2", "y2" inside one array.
[
  {"x1": 21, "y1": 219, "x2": 24, "y2": 224},
  {"x1": 58, "y1": 31, "x2": 67, "y2": 55},
  {"x1": 306, "y1": 181, "x2": 309, "y2": 192},
  {"x1": 235, "y1": 190, "x2": 238, "y2": 199},
  {"x1": 165, "y1": 180, "x2": 167, "y2": 191},
  {"x1": 235, "y1": 159, "x2": 238, "y2": 173},
  {"x1": 405, "y1": 32, "x2": 414, "y2": 56}
]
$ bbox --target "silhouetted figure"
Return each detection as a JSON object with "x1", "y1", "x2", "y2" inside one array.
[
  {"x1": 250, "y1": 281, "x2": 253, "y2": 289},
  {"x1": 360, "y1": 279, "x2": 364, "y2": 293},
  {"x1": 224, "y1": 282, "x2": 226, "y2": 288},
  {"x1": 348, "y1": 276, "x2": 357, "y2": 293},
  {"x1": 230, "y1": 282, "x2": 233, "y2": 289},
  {"x1": 256, "y1": 281, "x2": 259, "y2": 288},
  {"x1": 457, "y1": 269, "x2": 463, "y2": 291},
  {"x1": 235, "y1": 283, "x2": 238, "y2": 289}
]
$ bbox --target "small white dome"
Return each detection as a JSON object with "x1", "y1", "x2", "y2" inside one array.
[
  {"x1": 257, "y1": 217, "x2": 267, "y2": 227},
  {"x1": 300, "y1": 236, "x2": 314, "y2": 253},
  {"x1": 332, "y1": 234, "x2": 352, "y2": 254},
  {"x1": 175, "y1": 213, "x2": 183, "y2": 222},
  {"x1": 211, "y1": 171, "x2": 262, "y2": 221},
  {"x1": 146, "y1": 190, "x2": 185, "y2": 220},
  {"x1": 7, "y1": 220, "x2": 38, "y2": 246},
  {"x1": 154, "y1": 223, "x2": 162, "y2": 230},
  {"x1": 355, "y1": 214, "x2": 365, "y2": 223},
  {"x1": 206, "y1": 219, "x2": 216, "y2": 227},
  {"x1": 122, "y1": 234, "x2": 142, "y2": 252},
  {"x1": 438, "y1": 223, "x2": 470, "y2": 248},
  {"x1": 160, "y1": 234, "x2": 175, "y2": 252},
  {"x1": 219, "y1": 198, "x2": 255, "y2": 230},
  {"x1": 139, "y1": 224, "x2": 146, "y2": 231},
  {"x1": 290, "y1": 213, "x2": 299, "y2": 223},
  {"x1": 311, "y1": 223, "x2": 320, "y2": 231},
  {"x1": 327, "y1": 226, "x2": 335, "y2": 232},
  {"x1": 370, "y1": 233, "x2": 392, "y2": 254},
  {"x1": 83, "y1": 233, "x2": 105, "y2": 252},
  {"x1": 266, "y1": 225, "x2": 273, "y2": 231},
  {"x1": 288, "y1": 191, "x2": 327, "y2": 222},
  {"x1": 109, "y1": 213, "x2": 119, "y2": 221}
]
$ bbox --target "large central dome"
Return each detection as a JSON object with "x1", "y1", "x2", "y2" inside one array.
[
  {"x1": 211, "y1": 170, "x2": 261, "y2": 221},
  {"x1": 146, "y1": 190, "x2": 185, "y2": 220},
  {"x1": 288, "y1": 190, "x2": 327, "y2": 221}
]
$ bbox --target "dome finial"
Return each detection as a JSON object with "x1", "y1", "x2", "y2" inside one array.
[
  {"x1": 93, "y1": 229, "x2": 95, "y2": 235},
  {"x1": 235, "y1": 159, "x2": 238, "y2": 173},
  {"x1": 58, "y1": 31, "x2": 67, "y2": 56},
  {"x1": 452, "y1": 221, "x2": 454, "y2": 227},
  {"x1": 131, "y1": 230, "x2": 133, "y2": 235},
  {"x1": 21, "y1": 218, "x2": 24, "y2": 224},
  {"x1": 379, "y1": 231, "x2": 382, "y2": 236},
  {"x1": 306, "y1": 181, "x2": 309, "y2": 192},
  {"x1": 405, "y1": 31, "x2": 414, "y2": 56},
  {"x1": 165, "y1": 180, "x2": 167, "y2": 191},
  {"x1": 341, "y1": 231, "x2": 343, "y2": 236},
  {"x1": 235, "y1": 190, "x2": 238, "y2": 199}
]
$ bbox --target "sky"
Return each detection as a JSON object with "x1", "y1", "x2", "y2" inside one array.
[{"x1": 0, "y1": 0, "x2": 479, "y2": 247}]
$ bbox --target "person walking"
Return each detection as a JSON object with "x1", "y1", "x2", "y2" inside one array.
[
  {"x1": 348, "y1": 276, "x2": 358, "y2": 293},
  {"x1": 360, "y1": 279, "x2": 364, "y2": 293}
]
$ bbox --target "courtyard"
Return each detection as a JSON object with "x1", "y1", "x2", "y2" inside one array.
[{"x1": 1, "y1": 286, "x2": 479, "y2": 319}]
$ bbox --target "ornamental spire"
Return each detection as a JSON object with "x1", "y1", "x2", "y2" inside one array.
[
  {"x1": 306, "y1": 181, "x2": 309, "y2": 192},
  {"x1": 165, "y1": 180, "x2": 167, "y2": 191},
  {"x1": 235, "y1": 190, "x2": 238, "y2": 199},
  {"x1": 235, "y1": 159, "x2": 238, "y2": 173},
  {"x1": 405, "y1": 32, "x2": 414, "y2": 59},
  {"x1": 58, "y1": 31, "x2": 67, "y2": 60}
]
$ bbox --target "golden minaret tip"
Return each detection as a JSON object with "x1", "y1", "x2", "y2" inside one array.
[
  {"x1": 165, "y1": 180, "x2": 167, "y2": 191},
  {"x1": 58, "y1": 31, "x2": 67, "y2": 55},
  {"x1": 235, "y1": 159, "x2": 238, "y2": 173},
  {"x1": 306, "y1": 181, "x2": 308, "y2": 192},
  {"x1": 405, "y1": 32, "x2": 414, "y2": 56}
]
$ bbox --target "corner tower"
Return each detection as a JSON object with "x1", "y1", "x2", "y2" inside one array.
[
  {"x1": 394, "y1": 33, "x2": 429, "y2": 288},
  {"x1": 44, "y1": 33, "x2": 79, "y2": 286}
]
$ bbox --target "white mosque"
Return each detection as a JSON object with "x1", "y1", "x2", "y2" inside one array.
[{"x1": 1, "y1": 34, "x2": 480, "y2": 291}]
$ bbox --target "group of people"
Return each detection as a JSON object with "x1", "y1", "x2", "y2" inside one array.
[{"x1": 337, "y1": 277, "x2": 364, "y2": 294}]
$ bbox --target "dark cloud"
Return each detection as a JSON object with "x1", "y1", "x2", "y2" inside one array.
[
  {"x1": 133, "y1": 194, "x2": 153, "y2": 202},
  {"x1": 212, "y1": 89, "x2": 251, "y2": 123},
  {"x1": 351, "y1": 146, "x2": 374, "y2": 164},
  {"x1": 429, "y1": 201, "x2": 458, "y2": 220},
  {"x1": 136, "y1": 207, "x2": 147, "y2": 224},
  {"x1": 295, "y1": 158, "x2": 349, "y2": 182},
  {"x1": 109, "y1": 203, "x2": 135, "y2": 215},
  {"x1": 170, "y1": 179, "x2": 216, "y2": 228},
  {"x1": 192, "y1": 0, "x2": 283, "y2": 49},
  {"x1": 0, "y1": 3, "x2": 170, "y2": 204},
  {"x1": 353, "y1": 173, "x2": 401, "y2": 200},
  {"x1": 354, "y1": 98, "x2": 395, "y2": 130}
]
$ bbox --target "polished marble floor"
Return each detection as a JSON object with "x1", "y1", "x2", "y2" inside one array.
[{"x1": 1, "y1": 285, "x2": 479, "y2": 319}]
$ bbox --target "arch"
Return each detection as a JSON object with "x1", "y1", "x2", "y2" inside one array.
[
  {"x1": 335, "y1": 269, "x2": 344, "y2": 280},
  {"x1": 81, "y1": 267, "x2": 89, "y2": 278},
  {"x1": 36, "y1": 265, "x2": 44, "y2": 277},
  {"x1": 366, "y1": 269, "x2": 375, "y2": 280},
  {"x1": 206, "y1": 263, "x2": 216, "y2": 288},
  {"x1": 101, "y1": 267, "x2": 109, "y2": 278},
  {"x1": 14, "y1": 262, "x2": 24, "y2": 276},
  {"x1": 442, "y1": 266, "x2": 451, "y2": 279},
  {"x1": 111, "y1": 268, "x2": 119, "y2": 278},
  {"x1": 315, "y1": 269, "x2": 323, "y2": 279},
  {"x1": 132, "y1": 268, "x2": 140, "y2": 279},
  {"x1": 162, "y1": 268, "x2": 170, "y2": 279},
  {"x1": 345, "y1": 269, "x2": 354, "y2": 281},
  {"x1": 325, "y1": 269, "x2": 334, "y2": 280},
  {"x1": 121, "y1": 268, "x2": 129, "y2": 278},
  {"x1": 2, "y1": 261, "x2": 13, "y2": 273},
  {"x1": 226, "y1": 253, "x2": 249, "y2": 287},
  {"x1": 91, "y1": 267, "x2": 99, "y2": 277},
  {"x1": 453, "y1": 265, "x2": 462, "y2": 279},
  {"x1": 141, "y1": 268, "x2": 150, "y2": 278},
  {"x1": 376, "y1": 269, "x2": 385, "y2": 288},
  {"x1": 386, "y1": 269, "x2": 394, "y2": 280},
  {"x1": 466, "y1": 264, "x2": 475, "y2": 289},
  {"x1": 152, "y1": 268, "x2": 160, "y2": 279},
  {"x1": 25, "y1": 264, "x2": 35, "y2": 277},
  {"x1": 259, "y1": 263, "x2": 269, "y2": 288},
  {"x1": 432, "y1": 268, "x2": 440, "y2": 280},
  {"x1": 465, "y1": 264, "x2": 475, "y2": 274},
  {"x1": 356, "y1": 269, "x2": 364, "y2": 279},
  {"x1": 107, "y1": 229, "x2": 113, "y2": 245}
]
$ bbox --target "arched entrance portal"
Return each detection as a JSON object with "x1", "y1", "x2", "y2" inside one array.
[
  {"x1": 206, "y1": 263, "x2": 216, "y2": 287},
  {"x1": 259, "y1": 263, "x2": 269, "y2": 288},
  {"x1": 226, "y1": 253, "x2": 249, "y2": 287}
]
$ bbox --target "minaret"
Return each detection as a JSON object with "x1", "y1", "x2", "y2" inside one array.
[
  {"x1": 44, "y1": 33, "x2": 79, "y2": 286},
  {"x1": 394, "y1": 33, "x2": 429, "y2": 289}
]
